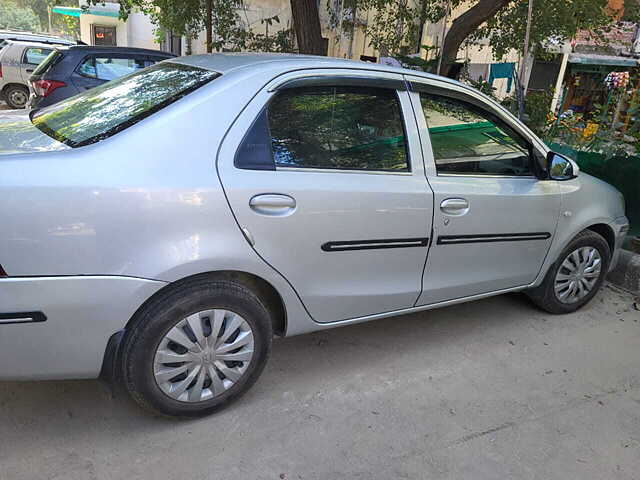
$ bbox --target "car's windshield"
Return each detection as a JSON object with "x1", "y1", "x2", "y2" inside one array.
[{"x1": 31, "y1": 62, "x2": 219, "y2": 147}]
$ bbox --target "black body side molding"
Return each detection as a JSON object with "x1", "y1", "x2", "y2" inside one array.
[
  {"x1": 437, "y1": 232, "x2": 551, "y2": 245},
  {"x1": 322, "y1": 237, "x2": 429, "y2": 252}
]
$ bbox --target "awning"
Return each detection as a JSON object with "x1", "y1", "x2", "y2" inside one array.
[
  {"x1": 568, "y1": 53, "x2": 639, "y2": 67},
  {"x1": 51, "y1": 6, "x2": 120, "y2": 18}
]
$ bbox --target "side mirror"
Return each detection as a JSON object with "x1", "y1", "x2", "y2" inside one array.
[{"x1": 547, "y1": 151, "x2": 578, "y2": 180}]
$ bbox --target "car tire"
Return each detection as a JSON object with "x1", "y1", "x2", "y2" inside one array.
[
  {"x1": 527, "y1": 229, "x2": 610, "y2": 314},
  {"x1": 4, "y1": 85, "x2": 29, "y2": 109},
  {"x1": 120, "y1": 275, "x2": 273, "y2": 418}
]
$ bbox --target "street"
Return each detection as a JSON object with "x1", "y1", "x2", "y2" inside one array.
[{"x1": 1, "y1": 285, "x2": 638, "y2": 479}]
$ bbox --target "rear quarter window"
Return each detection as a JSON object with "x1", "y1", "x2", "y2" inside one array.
[{"x1": 32, "y1": 50, "x2": 62, "y2": 75}]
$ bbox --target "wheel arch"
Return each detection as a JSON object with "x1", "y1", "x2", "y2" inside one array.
[
  {"x1": 585, "y1": 223, "x2": 615, "y2": 254},
  {"x1": 100, "y1": 270, "x2": 287, "y2": 386},
  {"x1": 1, "y1": 82, "x2": 28, "y2": 94},
  {"x1": 124, "y1": 270, "x2": 287, "y2": 337}
]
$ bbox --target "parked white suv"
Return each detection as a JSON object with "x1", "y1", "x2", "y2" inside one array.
[{"x1": 0, "y1": 40, "x2": 66, "y2": 108}]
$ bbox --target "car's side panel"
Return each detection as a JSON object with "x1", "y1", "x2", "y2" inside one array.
[{"x1": 0, "y1": 276, "x2": 165, "y2": 379}]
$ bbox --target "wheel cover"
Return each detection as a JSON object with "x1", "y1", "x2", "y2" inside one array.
[
  {"x1": 554, "y1": 246, "x2": 602, "y2": 304},
  {"x1": 8, "y1": 88, "x2": 27, "y2": 107},
  {"x1": 153, "y1": 309, "x2": 254, "y2": 403}
]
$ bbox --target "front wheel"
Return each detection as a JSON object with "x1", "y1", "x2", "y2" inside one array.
[
  {"x1": 121, "y1": 276, "x2": 273, "y2": 418},
  {"x1": 527, "y1": 230, "x2": 610, "y2": 314}
]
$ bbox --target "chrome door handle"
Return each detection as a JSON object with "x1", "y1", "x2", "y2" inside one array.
[
  {"x1": 440, "y1": 198, "x2": 469, "y2": 216},
  {"x1": 249, "y1": 194, "x2": 296, "y2": 216}
]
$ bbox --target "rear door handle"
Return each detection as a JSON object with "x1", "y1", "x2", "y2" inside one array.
[
  {"x1": 440, "y1": 198, "x2": 469, "y2": 216},
  {"x1": 249, "y1": 194, "x2": 296, "y2": 216}
]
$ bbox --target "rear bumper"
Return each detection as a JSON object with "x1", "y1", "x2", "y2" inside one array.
[
  {"x1": 0, "y1": 275, "x2": 166, "y2": 380},
  {"x1": 609, "y1": 215, "x2": 630, "y2": 272}
]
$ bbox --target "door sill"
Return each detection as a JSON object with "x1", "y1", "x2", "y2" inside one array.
[{"x1": 311, "y1": 284, "x2": 532, "y2": 330}]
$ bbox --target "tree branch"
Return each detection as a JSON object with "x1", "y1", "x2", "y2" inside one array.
[{"x1": 440, "y1": 0, "x2": 513, "y2": 77}]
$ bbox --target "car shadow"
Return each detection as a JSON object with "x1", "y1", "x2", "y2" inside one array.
[{"x1": 0, "y1": 292, "x2": 545, "y2": 425}]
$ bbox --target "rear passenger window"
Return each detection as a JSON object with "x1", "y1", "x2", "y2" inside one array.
[
  {"x1": 420, "y1": 94, "x2": 532, "y2": 177},
  {"x1": 24, "y1": 47, "x2": 52, "y2": 65},
  {"x1": 77, "y1": 56, "x2": 147, "y2": 81},
  {"x1": 236, "y1": 86, "x2": 409, "y2": 172}
]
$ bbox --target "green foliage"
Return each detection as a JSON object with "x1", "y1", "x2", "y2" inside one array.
[
  {"x1": 472, "y1": 0, "x2": 614, "y2": 60},
  {"x1": 328, "y1": 0, "x2": 447, "y2": 55},
  {"x1": 394, "y1": 46, "x2": 440, "y2": 73},
  {"x1": 329, "y1": 0, "x2": 621, "y2": 62},
  {"x1": 24, "y1": 0, "x2": 79, "y2": 35},
  {"x1": 0, "y1": 0, "x2": 40, "y2": 31},
  {"x1": 524, "y1": 90, "x2": 554, "y2": 136}
]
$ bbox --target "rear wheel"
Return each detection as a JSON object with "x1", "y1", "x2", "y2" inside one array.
[
  {"x1": 527, "y1": 230, "x2": 610, "y2": 314},
  {"x1": 121, "y1": 276, "x2": 273, "y2": 418},
  {"x1": 4, "y1": 85, "x2": 29, "y2": 109}
]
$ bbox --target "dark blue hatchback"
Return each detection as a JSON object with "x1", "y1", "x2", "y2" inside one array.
[{"x1": 28, "y1": 45, "x2": 175, "y2": 109}]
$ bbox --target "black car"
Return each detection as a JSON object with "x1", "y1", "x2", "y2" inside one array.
[{"x1": 28, "y1": 45, "x2": 175, "y2": 108}]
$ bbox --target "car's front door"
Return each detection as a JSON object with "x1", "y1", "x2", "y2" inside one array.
[
  {"x1": 218, "y1": 71, "x2": 434, "y2": 323},
  {"x1": 407, "y1": 77, "x2": 561, "y2": 305}
]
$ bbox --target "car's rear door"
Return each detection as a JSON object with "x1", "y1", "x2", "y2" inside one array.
[
  {"x1": 218, "y1": 70, "x2": 434, "y2": 323},
  {"x1": 406, "y1": 75, "x2": 561, "y2": 305}
]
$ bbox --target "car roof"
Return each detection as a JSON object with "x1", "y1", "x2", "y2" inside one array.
[
  {"x1": 0, "y1": 31, "x2": 75, "y2": 44},
  {"x1": 3, "y1": 39, "x2": 66, "y2": 49},
  {"x1": 171, "y1": 52, "x2": 462, "y2": 88},
  {"x1": 54, "y1": 45, "x2": 176, "y2": 56}
]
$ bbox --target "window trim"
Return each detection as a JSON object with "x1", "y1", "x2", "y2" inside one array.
[
  {"x1": 22, "y1": 47, "x2": 53, "y2": 65},
  {"x1": 410, "y1": 80, "x2": 548, "y2": 180},
  {"x1": 236, "y1": 83, "x2": 413, "y2": 174},
  {"x1": 273, "y1": 75, "x2": 407, "y2": 92}
]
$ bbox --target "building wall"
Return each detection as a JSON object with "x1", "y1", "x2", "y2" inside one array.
[{"x1": 77, "y1": 0, "x2": 160, "y2": 51}]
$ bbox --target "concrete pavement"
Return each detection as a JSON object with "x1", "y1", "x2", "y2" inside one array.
[{"x1": 1, "y1": 285, "x2": 639, "y2": 479}]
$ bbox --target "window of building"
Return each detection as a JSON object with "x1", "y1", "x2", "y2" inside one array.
[
  {"x1": 420, "y1": 93, "x2": 532, "y2": 176},
  {"x1": 236, "y1": 85, "x2": 409, "y2": 172},
  {"x1": 93, "y1": 25, "x2": 116, "y2": 46}
]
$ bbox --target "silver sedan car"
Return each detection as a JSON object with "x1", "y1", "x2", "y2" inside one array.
[{"x1": 0, "y1": 54, "x2": 629, "y2": 417}]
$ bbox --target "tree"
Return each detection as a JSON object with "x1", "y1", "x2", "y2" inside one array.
[
  {"x1": 26, "y1": 0, "x2": 80, "y2": 37},
  {"x1": 85, "y1": 0, "x2": 293, "y2": 53},
  {"x1": 328, "y1": 0, "x2": 623, "y2": 77},
  {"x1": 290, "y1": 0, "x2": 326, "y2": 55},
  {"x1": 0, "y1": 0, "x2": 40, "y2": 31}
]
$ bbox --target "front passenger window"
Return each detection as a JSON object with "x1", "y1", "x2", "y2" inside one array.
[{"x1": 420, "y1": 94, "x2": 532, "y2": 176}]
